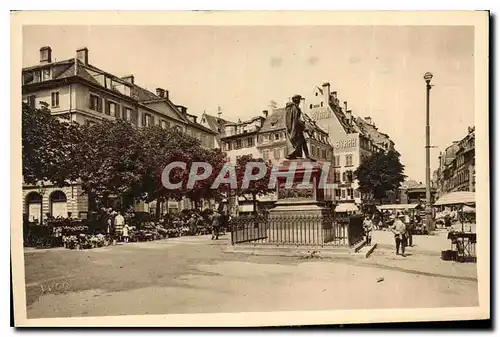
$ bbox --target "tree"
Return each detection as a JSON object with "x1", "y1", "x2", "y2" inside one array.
[
  {"x1": 235, "y1": 155, "x2": 272, "y2": 213},
  {"x1": 22, "y1": 102, "x2": 81, "y2": 186},
  {"x1": 137, "y1": 125, "x2": 227, "y2": 212},
  {"x1": 74, "y1": 119, "x2": 143, "y2": 210},
  {"x1": 354, "y1": 150, "x2": 406, "y2": 204}
]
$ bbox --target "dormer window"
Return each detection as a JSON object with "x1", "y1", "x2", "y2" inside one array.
[{"x1": 42, "y1": 68, "x2": 51, "y2": 81}]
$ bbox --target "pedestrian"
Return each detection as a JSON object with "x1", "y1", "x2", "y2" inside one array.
[
  {"x1": 391, "y1": 213, "x2": 408, "y2": 257},
  {"x1": 363, "y1": 215, "x2": 373, "y2": 246},
  {"x1": 122, "y1": 223, "x2": 130, "y2": 243},
  {"x1": 115, "y1": 211, "x2": 125, "y2": 241},
  {"x1": 211, "y1": 210, "x2": 221, "y2": 240}
]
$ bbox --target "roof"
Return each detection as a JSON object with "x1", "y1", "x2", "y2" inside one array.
[
  {"x1": 202, "y1": 113, "x2": 234, "y2": 134},
  {"x1": 259, "y1": 107, "x2": 329, "y2": 136},
  {"x1": 23, "y1": 58, "x2": 216, "y2": 134},
  {"x1": 355, "y1": 117, "x2": 392, "y2": 148}
]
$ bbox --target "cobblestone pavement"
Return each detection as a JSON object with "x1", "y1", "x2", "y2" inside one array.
[{"x1": 24, "y1": 232, "x2": 479, "y2": 319}]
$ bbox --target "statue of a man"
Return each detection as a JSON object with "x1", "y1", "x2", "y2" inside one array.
[{"x1": 284, "y1": 94, "x2": 314, "y2": 160}]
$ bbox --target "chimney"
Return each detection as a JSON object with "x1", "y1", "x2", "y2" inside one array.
[
  {"x1": 164, "y1": 90, "x2": 169, "y2": 100},
  {"x1": 364, "y1": 116, "x2": 372, "y2": 125},
  {"x1": 346, "y1": 110, "x2": 352, "y2": 121},
  {"x1": 121, "y1": 75, "x2": 135, "y2": 84},
  {"x1": 343, "y1": 101, "x2": 348, "y2": 113},
  {"x1": 331, "y1": 91, "x2": 338, "y2": 106},
  {"x1": 193, "y1": 116, "x2": 198, "y2": 123},
  {"x1": 40, "y1": 46, "x2": 52, "y2": 64},
  {"x1": 262, "y1": 110, "x2": 269, "y2": 118},
  {"x1": 322, "y1": 82, "x2": 330, "y2": 106},
  {"x1": 177, "y1": 105, "x2": 187, "y2": 114},
  {"x1": 76, "y1": 47, "x2": 89, "y2": 65},
  {"x1": 156, "y1": 88, "x2": 165, "y2": 98}
]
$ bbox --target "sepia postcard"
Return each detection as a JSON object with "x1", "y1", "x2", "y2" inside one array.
[{"x1": 10, "y1": 10, "x2": 490, "y2": 327}]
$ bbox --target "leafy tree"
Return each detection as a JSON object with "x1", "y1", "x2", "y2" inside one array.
[
  {"x1": 137, "y1": 126, "x2": 227, "y2": 212},
  {"x1": 235, "y1": 155, "x2": 272, "y2": 213},
  {"x1": 354, "y1": 150, "x2": 406, "y2": 204},
  {"x1": 74, "y1": 119, "x2": 143, "y2": 210},
  {"x1": 22, "y1": 102, "x2": 81, "y2": 186}
]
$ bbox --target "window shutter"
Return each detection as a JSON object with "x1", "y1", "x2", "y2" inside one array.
[
  {"x1": 88, "y1": 95, "x2": 92, "y2": 109},
  {"x1": 142, "y1": 113, "x2": 146, "y2": 127},
  {"x1": 104, "y1": 99, "x2": 109, "y2": 115},
  {"x1": 98, "y1": 97, "x2": 103, "y2": 112}
]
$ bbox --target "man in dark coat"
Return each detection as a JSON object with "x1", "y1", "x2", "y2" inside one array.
[{"x1": 285, "y1": 95, "x2": 313, "y2": 160}]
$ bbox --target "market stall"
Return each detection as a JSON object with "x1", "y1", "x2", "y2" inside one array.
[{"x1": 434, "y1": 191, "x2": 476, "y2": 262}]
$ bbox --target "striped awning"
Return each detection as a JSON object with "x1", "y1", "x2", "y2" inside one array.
[
  {"x1": 434, "y1": 192, "x2": 475, "y2": 206},
  {"x1": 335, "y1": 203, "x2": 359, "y2": 212},
  {"x1": 377, "y1": 204, "x2": 421, "y2": 211},
  {"x1": 238, "y1": 204, "x2": 255, "y2": 213}
]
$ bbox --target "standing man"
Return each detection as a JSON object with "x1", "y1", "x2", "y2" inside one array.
[
  {"x1": 363, "y1": 214, "x2": 374, "y2": 246},
  {"x1": 115, "y1": 211, "x2": 125, "y2": 243},
  {"x1": 211, "y1": 210, "x2": 221, "y2": 240},
  {"x1": 391, "y1": 213, "x2": 408, "y2": 257},
  {"x1": 405, "y1": 211, "x2": 413, "y2": 247},
  {"x1": 284, "y1": 94, "x2": 314, "y2": 161}
]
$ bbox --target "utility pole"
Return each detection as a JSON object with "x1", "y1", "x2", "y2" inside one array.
[{"x1": 424, "y1": 72, "x2": 434, "y2": 232}]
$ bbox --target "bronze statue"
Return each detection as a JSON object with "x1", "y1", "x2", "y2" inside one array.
[{"x1": 284, "y1": 94, "x2": 314, "y2": 161}]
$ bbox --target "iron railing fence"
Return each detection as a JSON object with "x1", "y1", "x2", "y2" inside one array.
[{"x1": 230, "y1": 213, "x2": 364, "y2": 247}]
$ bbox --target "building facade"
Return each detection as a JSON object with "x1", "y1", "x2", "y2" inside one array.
[
  {"x1": 434, "y1": 126, "x2": 475, "y2": 197},
  {"x1": 305, "y1": 82, "x2": 397, "y2": 206},
  {"x1": 22, "y1": 46, "x2": 217, "y2": 222}
]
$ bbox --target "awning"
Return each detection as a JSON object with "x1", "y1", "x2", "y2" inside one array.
[
  {"x1": 335, "y1": 203, "x2": 359, "y2": 212},
  {"x1": 433, "y1": 192, "x2": 475, "y2": 206},
  {"x1": 462, "y1": 205, "x2": 476, "y2": 213},
  {"x1": 377, "y1": 204, "x2": 421, "y2": 211},
  {"x1": 238, "y1": 205, "x2": 255, "y2": 213}
]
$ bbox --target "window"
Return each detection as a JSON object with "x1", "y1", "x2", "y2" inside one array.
[
  {"x1": 315, "y1": 92, "x2": 318, "y2": 96},
  {"x1": 345, "y1": 154, "x2": 353, "y2": 167},
  {"x1": 144, "y1": 113, "x2": 152, "y2": 127},
  {"x1": 309, "y1": 104, "x2": 313, "y2": 109},
  {"x1": 247, "y1": 137, "x2": 254, "y2": 147},
  {"x1": 341, "y1": 189, "x2": 346, "y2": 199},
  {"x1": 274, "y1": 148, "x2": 281, "y2": 159},
  {"x1": 27, "y1": 95, "x2": 36, "y2": 108},
  {"x1": 89, "y1": 94, "x2": 101, "y2": 112},
  {"x1": 342, "y1": 172, "x2": 346, "y2": 182},
  {"x1": 106, "y1": 101, "x2": 117, "y2": 117},
  {"x1": 236, "y1": 139, "x2": 242, "y2": 149},
  {"x1": 124, "y1": 108, "x2": 133, "y2": 122},
  {"x1": 50, "y1": 92, "x2": 59, "y2": 107},
  {"x1": 321, "y1": 149, "x2": 326, "y2": 159},
  {"x1": 274, "y1": 133, "x2": 280, "y2": 141},
  {"x1": 33, "y1": 70, "x2": 41, "y2": 83},
  {"x1": 334, "y1": 172, "x2": 341, "y2": 183},
  {"x1": 334, "y1": 155, "x2": 340, "y2": 167},
  {"x1": 225, "y1": 142, "x2": 232, "y2": 151},
  {"x1": 262, "y1": 134, "x2": 270, "y2": 143},
  {"x1": 161, "y1": 120, "x2": 168, "y2": 129},
  {"x1": 42, "y1": 68, "x2": 51, "y2": 81},
  {"x1": 320, "y1": 102, "x2": 323, "y2": 107},
  {"x1": 263, "y1": 150, "x2": 270, "y2": 161},
  {"x1": 335, "y1": 189, "x2": 341, "y2": 198},
  {"x1": 347, "y1": 188, "x2": 354, "y2": 198}
]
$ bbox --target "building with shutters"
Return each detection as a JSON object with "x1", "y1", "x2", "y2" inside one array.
[
  {"x1": 22, "y1": 46, "x2": 217, "y2": 222},
  {"x1": 304, "y1": 82, "x2": 397, "y2": 206},
  {"x1": 434, "y1": 126, "x2": 475, "y2": 197}
]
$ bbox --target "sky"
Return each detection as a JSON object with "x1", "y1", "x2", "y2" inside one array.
[{"x1": 22, "y1": 25, "x2": 474, "y2": 182}]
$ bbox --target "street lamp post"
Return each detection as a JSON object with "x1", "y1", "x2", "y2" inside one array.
[{"x1": 424, "y1": 72, "x2": 434, "y2": 232}]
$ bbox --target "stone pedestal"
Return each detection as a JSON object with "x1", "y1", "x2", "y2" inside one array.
[{"x1": 268, "y1": 159, "x2": 334, "y2": 245}]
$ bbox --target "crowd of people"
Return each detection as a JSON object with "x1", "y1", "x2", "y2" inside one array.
[{"x1": 102, "y1": 207, "x2": 228, "y2": 244}]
